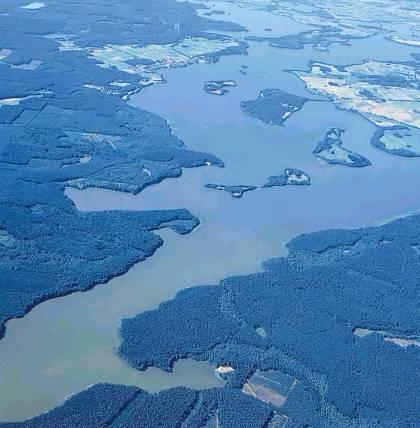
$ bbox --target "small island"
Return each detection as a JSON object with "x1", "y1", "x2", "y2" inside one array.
[
  {"x1": 264, "y1": 168, "x2": 311, "y2": 187},
  {"x1": 204, "y1": 183, "x2": 257, "y2": 198},
  {"x1": 203, "y1": 80, "x2": 237, "y2": 96},
  {"x1": 313, "y1": 128, "x2": 371, "y2": 167},
  {"x1": 241, "y1": 88, "x2": 308, "y2": 125}
]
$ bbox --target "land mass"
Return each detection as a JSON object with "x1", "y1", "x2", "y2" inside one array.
[
  {"x1": 263, "y1": 168, "x2": 311, "y2": 187},
  {"x1": 204, "y1": 184, "x2": 257, "y2": 198},
  {"x1": 313, "y1": 128, "x2": 371, "y2": 167},
  {"x1": 203, "y1": 80, "x2": 237, "y2": 95},
  {"x1": 0, "y1": 0, "x2": 246, "y2": 338},
  {"x1": 241, "y1": 88, "x2": 309, "y2": 126},
  {"x1": 293, "y1": 59, "x2": 420, "y2": 157},
  {"x1": 6, "y1": 214, "x2": 419, "y2": 426}
]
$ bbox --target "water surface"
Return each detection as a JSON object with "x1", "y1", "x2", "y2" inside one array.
[{"x1": 0, "y1": 16, "x2": 419, "y2": 423}]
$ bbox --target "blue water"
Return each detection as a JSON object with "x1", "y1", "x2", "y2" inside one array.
[{"x1": 0, "y1": 15, "x2": 419, "y2": 423}]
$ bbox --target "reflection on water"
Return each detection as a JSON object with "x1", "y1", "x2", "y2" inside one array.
[{"x1": 0, "y1": 12, "x2": 419, "y2": 423}]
